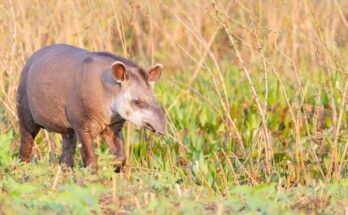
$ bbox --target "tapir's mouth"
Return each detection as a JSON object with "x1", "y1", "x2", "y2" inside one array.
[
  {"x1": 144, "y1": 122, "x2": 156, "y2": 133},
  {"x1": 144, "y1": 122, "x2": 165, "y2": 136}
]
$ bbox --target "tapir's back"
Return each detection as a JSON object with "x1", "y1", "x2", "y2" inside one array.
[{"x1": 18, "y1": 44, "x2": 106, "y2": 132}]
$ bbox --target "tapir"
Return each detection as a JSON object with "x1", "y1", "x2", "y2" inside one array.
[{"x1": 16, "y1": 44, "x2": 166, "y2": 172}]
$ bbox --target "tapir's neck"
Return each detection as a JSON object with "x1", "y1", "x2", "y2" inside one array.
[
  {"x1": 110, "y1": 112, "x2": 126, "y2": 126},
  {"x1": 100, "y1": 68, "x2": 122, "y2": 121}
]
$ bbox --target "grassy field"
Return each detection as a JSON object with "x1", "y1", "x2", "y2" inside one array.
[{"x1": 0, "y1": 0, "x2": 348, "y2": 214}]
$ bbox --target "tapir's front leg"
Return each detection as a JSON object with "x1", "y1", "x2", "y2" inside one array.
[
  {"x1": 75, "y1": 130, "x2": 98, "y2": 170},
  {"x1": 113, "y1": 131, "x2": 126, "y2": 173},
  {"x1": 102, "y1": 129, "x2": 126, "y2": 173}
]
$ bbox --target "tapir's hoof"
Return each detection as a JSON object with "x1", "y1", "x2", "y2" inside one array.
[{"x1": 114, "y1": 159, "x2": 126, "y2": 173}]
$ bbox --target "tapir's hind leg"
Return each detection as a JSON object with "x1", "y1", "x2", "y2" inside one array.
[
  {"x1": 17, "y1": 72, "x2": 41, "y2": 162},
  {"x1": 60, "y1": 133, "x2": 77, "y2": 167},
  {"x1": 18, "y1": 123, "x2": 40, "y2": 162},
  {"x1": 17, "y1": 100, "x2": 40, "y2": 162}
]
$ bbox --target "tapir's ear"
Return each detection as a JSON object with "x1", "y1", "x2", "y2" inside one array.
[
  {"x1": 148, "y1": 64, "x2": 163, "y2": 84},
  {"x1": 111, "y1": 61, "x2": 126, "y2": 82}
]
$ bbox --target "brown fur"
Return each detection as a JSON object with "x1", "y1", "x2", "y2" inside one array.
[{"x1": 16, "y1": 44, "x2": 166, "y2": 172}]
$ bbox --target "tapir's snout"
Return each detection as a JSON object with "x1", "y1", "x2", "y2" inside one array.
[
  {"x1": 159, "y1": 126, "x2": 167, "y2": 136},
  {"x1": 155, "y1": 121, "x2": 167, "y2": 136},
  {"x1": 143, "y1": 106, "x2": 167, "y2": 136}
]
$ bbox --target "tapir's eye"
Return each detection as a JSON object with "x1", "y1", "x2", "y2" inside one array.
[{"x1": 131, "y1": 99, "x2": 148, "y2": 109}]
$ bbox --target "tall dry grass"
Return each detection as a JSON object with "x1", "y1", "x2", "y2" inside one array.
[{"x1": 0, "y1": 0, "x2": 347, "y2": 185}]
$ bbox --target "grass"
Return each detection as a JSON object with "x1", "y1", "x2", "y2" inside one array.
[
  {"x1": 0, "y1": 0, "x2": 348, "y2": 213},
  {"x1": 1, "y1": 129, "x2": 348, "y2": 214}
]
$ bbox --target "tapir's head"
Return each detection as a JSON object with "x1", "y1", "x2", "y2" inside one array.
[{"x1": 110, "y1": 61, "x2": 166, "y2": 135}]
